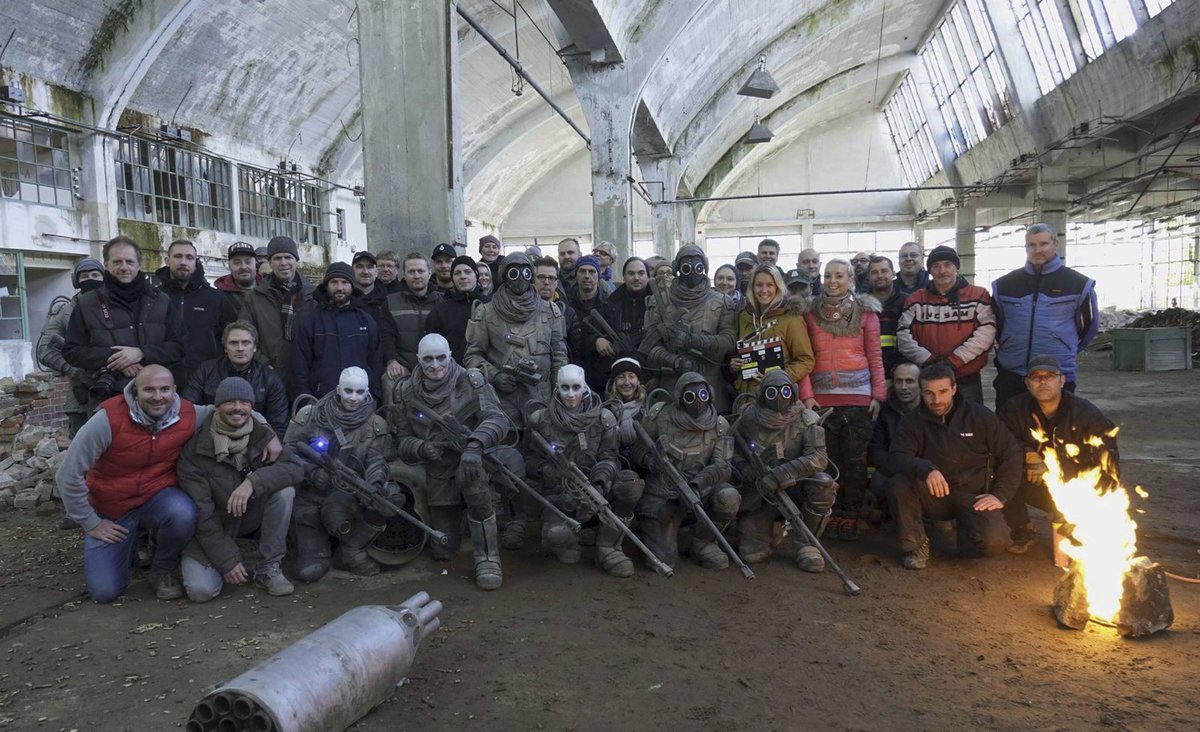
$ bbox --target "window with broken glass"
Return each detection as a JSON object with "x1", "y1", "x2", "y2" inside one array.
[
  {"x1": 920, "y1": 0, "x2": 1013, "y2": 156},
  {"x1": 238, "y1": 166, "x2": 323, "y2": 247},
  {"x1": 0, "y1": 117, "x2": 74, "y2": 208},
  {"x1": 114, "y1": 137, "x2": 235, "y2": 231},
  {"x1": 883, "y1": 73, "x2": 943, "y2": 188}
]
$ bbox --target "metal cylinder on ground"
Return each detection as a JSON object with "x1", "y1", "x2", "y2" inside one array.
[{"x1": 187, "y1": 591, "x2": 443, "y2": 732}]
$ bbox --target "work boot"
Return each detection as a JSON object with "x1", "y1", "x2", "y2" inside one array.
[
  {"x1": 501, "y1": 519, "x2": 526, "y2": 551},
  {"x1": 148, "y1": 569, "x2": 183, "y2": 601},
  {"x1": 594, "y1": 519, "x2": 634, "y2": 578},
  {"x1": 795, "y1": 544, "x2": 825, "y2": 573},
  {"x1": 253, "y1": 566, "x2": 295, "y2": 597},
  {"x1": 736, "y1": 510, "x2": 772, "y2": 563},
  {"x1": 334, "y1": 519, "x2": 384, "y2": 576},
  {"x1": 902, "y1": 538, "x2": 930, "y2": 570},
  {"x1": 468, "y1": 515, "x2": 503, "y2": 591},
  {"x1": 1008, "y1": 524, "x2": 1036, "y2": 555}
]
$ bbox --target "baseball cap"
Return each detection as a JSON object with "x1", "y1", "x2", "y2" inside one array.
[
  {"x1": 1026, "y1": 355, "x2": 1063, "y2": 375},
  {"x1": 431, "y1": 243, "x2": 457, "y2": 260},
  {"x1": 254, "y1": 246, "x2": 268, "y2": 257},
  {"x1": 352, "y1": 250, "x2": 377, "y2": 265},
  {"x1": 227, "y1": 241, "x2": 256, "y2": 259},
  {"x1": 735, "y1": 251, "x2": 758, "y2": 268}
]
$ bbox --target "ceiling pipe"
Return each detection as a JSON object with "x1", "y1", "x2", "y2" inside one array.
[
  {"x1": 456, "y1": 5, "x2": 591, "y2": 148},
  {"x1": 676, "y1": 184, "x2": 988, "y2": 204}
]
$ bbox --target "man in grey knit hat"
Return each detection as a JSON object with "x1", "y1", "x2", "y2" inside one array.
[
  {"x1": 177, "y1": 377, "x2": 302, "y2": 600},
  {"x1": 38, "y1": 257, "x2": 104, "y2": 436}
]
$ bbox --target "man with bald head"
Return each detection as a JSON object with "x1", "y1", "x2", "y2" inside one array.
[
  {"x1": 56, "y1": 365, "x2": 282, "y2": 604},
  {"x1": 796, "y1": 248, "x2": 822, "y2": 296}
]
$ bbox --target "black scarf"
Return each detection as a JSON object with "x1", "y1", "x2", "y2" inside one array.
[
  {"x1": 103, "y1": 271, "x2": 148, "y2": 310},
  {"x1": 411, "y1": 360, "x2": 464, "y2": 409},
  {"x1": 743, "y1": 402, "x2": 805, "y2": 431},
  {"x1": 548, "y1": 390, "x2": 604, "y2": 433},
  {"x1": 268, "y1": 274, "x2": 304, "y2": 341}
]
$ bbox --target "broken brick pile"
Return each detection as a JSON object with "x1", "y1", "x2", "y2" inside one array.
[{"x1": 0, "y1": 371, "x2": 72, "y2": 511}]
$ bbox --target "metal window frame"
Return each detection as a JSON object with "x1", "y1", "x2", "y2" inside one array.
[
  {"x1": 0, "y1": 117, "x2": 74, "y2": 209},
  {"x1": 1143, "y1": 0, "x2": 1175, "y2": 17},
  {"x1": 0, "y1": 250, "x2": 29, "y2": 341},
  {"x1": 114, "y1": 137, "x2": 235, "y2": 232},
  {"x1": 883, "y1": 73, "x2": 943, "y2": 188},
  {"x1": 237, "y1": 165, "x2": 323, "y2": 247}
]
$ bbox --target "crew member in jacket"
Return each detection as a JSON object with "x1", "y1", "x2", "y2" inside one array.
[
  {"x1": 888, "y1": 363, "x2": 1021, "y2": 569},
  {"x1": 425, "y1": 255, "x2": 490, "y2": 363},
  {"x1": 293, "y1": 262, "x2": 382, "y2": 399},
  {"x1": 63, "y1": 236, "x2": 185, "y2": 411},
  {"x1": 155, "y1": 239, "x2": 238, "y2": 388},
  {"x1": 182, "y1": 321, "x2": 290, "y2": 436},
  {"x1": 236, "y1": 236, "x2": 315, "y2": 401}
]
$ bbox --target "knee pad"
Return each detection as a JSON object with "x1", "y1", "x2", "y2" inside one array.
[
  {"x1": 802, "y1": 472, "x2": 838, "y2": 513},
  {"x1": 709, "y1": 484, "x2": 741, "y2": 518},
  {"x1": 612, "y1": 470, "x2": 645, "y2": 504},
  {"x1": 294, "y1": 558, "x2": 330, "y2": 583},
  {"x1": 542, "y1": 517, "x2": 576, "y2": 548}
]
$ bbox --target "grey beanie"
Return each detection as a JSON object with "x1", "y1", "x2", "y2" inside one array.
[
  {"x1": 266, "y1": 235, "x2": 299, "y2": 260},
  {"x1": 73, "y1": 257, "x2": 104, "y2": 288},
  {"x1": 214, "y1": 377, "x2": 256, "y2": 406}
]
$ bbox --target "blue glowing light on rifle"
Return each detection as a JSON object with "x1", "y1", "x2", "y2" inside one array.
[{"x1": 310, "y1": 436, "x2": 329, "y2": 453}]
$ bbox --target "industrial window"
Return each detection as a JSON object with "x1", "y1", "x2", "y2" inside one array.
[
  {"x1": 238, "y1": 166, "x2": 323, "y2": 247},
  {"x1": 1070, "y1": 0, "x2": 1139, "y2": 61},
  {"x1": 1143, "y1": 0, "x2": 1176, "y2": 17},
  {"x1": 115, "y1": 137, "x2": 235, "y2": 231},
  {"x1": 920, "y1": 0, "x2": 1012, "y2": 156},
  {"x1": 883, "y1": 73, "x2": 943, "y2": 188},
  {"x1": 1012, "y1": 0, "x2": 1079, "y2": 94},
  {"x1": 0, "y1": 117, "x2": 74, "y2": 208}
]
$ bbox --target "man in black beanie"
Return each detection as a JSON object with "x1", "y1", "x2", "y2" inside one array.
[
  {"x1": 293, "y1": 262, "x2": 382, "y2": 399},
  {"x1": 425, "y1": 254, "x2": 489, "y2": 363},
  {"x1": 238, "y1": 235, "x2": 315, "y2": 400}
]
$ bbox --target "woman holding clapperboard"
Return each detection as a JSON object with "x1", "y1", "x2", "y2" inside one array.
[
  {"x1": 797, "y1": 258, "x2": 886, "y2": 541},
  {"x1": 729, "y1": 263, "x2": 814, "y2": 396}
]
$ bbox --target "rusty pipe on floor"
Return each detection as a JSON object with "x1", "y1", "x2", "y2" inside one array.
[{"x1": 187, "y1": 591, "x2": 442, "y2": 732}]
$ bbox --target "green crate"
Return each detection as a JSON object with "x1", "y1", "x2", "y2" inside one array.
[{"x1": 1111, "y1": 326, "x2": 1193, "y2": 371}]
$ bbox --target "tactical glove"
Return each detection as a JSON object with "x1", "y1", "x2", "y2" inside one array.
[
  {"x1": 491, "y1": 372, "x2": 518, "y2": 392},
  {"x1": 757, "y1": 473, "x2": 783, "y2": 497},
  {"x1": 457, "y1": 442, "x2": 484, "y2": 485},
  {"x1": 308, "y1": 467, "x2": 330, "y2": 490},
  {"x1": 667, "y1": 324, "x2": 693, "y2": 351},
  {"x1": 673, "y1": 355, "x2": 700, "y2": 373},
  {"x1": 420, "y1": 441, "x2": 444, "y2": 462}
]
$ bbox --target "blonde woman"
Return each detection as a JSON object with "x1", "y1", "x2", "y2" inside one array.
[{"x1": 729, "y1": 263, "x2": 814, "y2": 395}]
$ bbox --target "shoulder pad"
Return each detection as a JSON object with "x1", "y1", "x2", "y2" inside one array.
[
  {"x1": 716, "y1": 416, "x2": 730, "y2": 435},
  {"x1": 600, "y1": 409, "x2": 618, "y2": 429},
  {"x1": 292, "y1": 405, "x2": 314, "y2": 426},
  {"x1": 370, "y1": 415, "x2": 388, "y2": 436},
  {"x1": 646, "y1": 401, "x2": 667, "y2": 421},
  {"x1": 528, "y1": 408, "x2": 546, "y2": 427},
  {"x1": 800, "y1": 408, "x2": 821, "y2": 427},
  {"x1": 466, "y1": 368, "x2": 486, "y2": 388}
]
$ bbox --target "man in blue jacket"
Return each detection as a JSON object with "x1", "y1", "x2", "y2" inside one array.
[
  {"x1": 991, "y1": 224, "x2": 1098, "y2": 408},
  {"x1": 294, "y1": 262, "x2": 382, "y2": 399}
]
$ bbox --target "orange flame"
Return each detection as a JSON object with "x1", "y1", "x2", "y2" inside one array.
[{"x1": 1033, "y1": 427, "x2": 1139, "y2": 623}]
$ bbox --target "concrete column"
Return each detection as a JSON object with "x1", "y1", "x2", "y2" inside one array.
[
  {"x1": 801, "y1": 220, "x2": 815, "y2": 254},
  {"x1": 78, "y1": 132, "x2": 118, "y2": 249},
  {"x1": 955, "y1": 206, "x2": 977, "y2": 282},
  {"x1": 1036, "y1": 165, "x2": 1070, "y2": 259},
  {"x1": 637, "y1": 156, "x2": 683, "y2": 256},
  {"x1": 676, "y1": 203, "x2": 696, "y2": 252},
  {"x1": 567, "y1": 57, "x2": 634, "y2": 264},
  {"x1": 357, "y1": 0, "x2": 464, "y2": 251},
  {"x1": 913, "y1": 222, "x2": 925, "y2": 248}
]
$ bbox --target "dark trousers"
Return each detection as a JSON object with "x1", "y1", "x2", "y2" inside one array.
[
  {"x1": 955, "y1": 372, "x2": 984, "y2": 404},
  {"x1": 889, "y1": 474, "x2": 1010, "y2": 557},
  {"x1": 993, "y1": 364, "x2": 1076, "y2": 409},
  {"x1": 824, "y1": 406, "x2": 871, "y2": 515},
  {"x1": 1002, "y1": 479, "x2": 1057, "y2": 531}
]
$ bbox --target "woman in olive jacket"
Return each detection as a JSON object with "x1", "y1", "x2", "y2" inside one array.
[{"x1": 729, "y1": 263, "x2": 815, "y2": 396}]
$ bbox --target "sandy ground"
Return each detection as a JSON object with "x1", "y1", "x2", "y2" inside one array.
[{"x1": 1, "y1": 351, "x2": 1197, "y2": 731}]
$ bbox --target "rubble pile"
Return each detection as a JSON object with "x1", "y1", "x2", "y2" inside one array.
[
  {"x1": 1088, "y1": 307, "x2": 1200, "y2": 362},
  {"x1": 0, "y1": 372, "x2": 71, "y2": 511}
]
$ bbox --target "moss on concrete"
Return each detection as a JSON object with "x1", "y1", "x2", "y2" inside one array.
[
  {"x1": 117, "y1": 218, "x2": 164, "y2": 270},
  {"x1": 78, "y1": 0, "x2": 145, "y2": 78},
  {"x1": 48, "y1": 84, "x2": 86, "y2": 121}
]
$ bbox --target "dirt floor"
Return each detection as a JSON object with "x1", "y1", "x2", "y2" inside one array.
[{"x1": 1, "y1": 351, "x2": 1197, "y2": 731}]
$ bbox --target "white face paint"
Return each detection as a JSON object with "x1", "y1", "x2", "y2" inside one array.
[
  {"x1": 417, "y1": 334, "x2": 452, "y2": 381},
  {"x1": 338, "y1": 367, "x2": 370, "y2": 410},
  {"x1": 556, "y1": 364, "x2": 588, "y2": 409}
]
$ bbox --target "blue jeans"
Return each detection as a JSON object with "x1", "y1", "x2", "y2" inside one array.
[{"x1": 83, "y1": 487, "x2": 196, "y2": 603}]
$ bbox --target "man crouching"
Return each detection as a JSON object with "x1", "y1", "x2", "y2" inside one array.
[{"x1": 176, "y1": 377, "x2": 302, "y2": 601}]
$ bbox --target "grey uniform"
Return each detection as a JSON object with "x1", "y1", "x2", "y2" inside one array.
[
  {"x1": 283, "y1": 396, "x2": 390, "y2": 582},
  {"x1": 640, "y1": 284, "x2": 737, "y2": 414},
  {"x1": 37, "y1": 297, "x2": 87, "y2": 431},
  {"x1": 464, "y1": 298, "x2": 567, "y2": 429}
]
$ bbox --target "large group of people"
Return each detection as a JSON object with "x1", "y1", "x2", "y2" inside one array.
[{"x1": 45, "y1": 225, "x2": 1115, "y2": 603}]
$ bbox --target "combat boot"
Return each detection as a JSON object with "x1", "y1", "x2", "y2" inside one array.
[
  {"x1": 794, "y1": 505, "x2": 831, "y2": 572},
  {"x1": 334, "y1": 519, "x2": 385, "y2": 576},
  {"x1": 594, "y1": 519, "x2": 635, "y2": 578},
  {"x1": 736, "y1": 508, "x2": 774, "y2": 563},
  {"x1": 691, "y1": 521, "x2": 730, "y2": 570},
  {"x1": 293, "y1": 526, "x2": 332, "y2": 583},
  {"x1": 468, "y1": 515, "x2": 503, "y2": 590}
]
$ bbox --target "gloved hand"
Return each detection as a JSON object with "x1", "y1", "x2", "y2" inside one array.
[
  {"x1": 590, "y1": 469, "x2": 613, "y2": 494},
  {"x1": 539, "y1": 463, "x2": 561, "y2": 486},
  {"x1": 378, "y1": 480, "x2": 407, "y2": 514},
  {"x1": 1025, "y1": 459, "x2": 1048, "y2": 484},
  {"x1": 491, "y1": 372, "x2": 518, "y2": 392},
  {"x1": 457, "y1": 442, "x2": 484, "y2": 485},
  {"x1": 673, "y1": 355, "x2": 700, "y2": 373},
  {"x1": 308, "y1": 467, "x2": 330, "y2": 490},
  {"x1": 420, "y1": 441, "x2": 444, "y2": 462},
  {"x1": 757, "y1": 473, "x2": 783, "y2": 496},
  {"x1": 667, "y1": 324, "x2": 693, "y2": 351}
]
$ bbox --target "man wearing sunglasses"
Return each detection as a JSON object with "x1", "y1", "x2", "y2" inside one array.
[
  {"x1": 851, "y1": 251, "x2": 871, "y2": 293},
  {"x1": 633, "y1": 372, "x2": 740, "y2": 570},
  {"x1": 639, "y1": 245, "x2": 737, "y2": 414},
  {"x1": 732, "y1": 370, "x2": 836, "y2": 573}
]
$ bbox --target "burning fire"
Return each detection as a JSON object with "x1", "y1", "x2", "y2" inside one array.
[{"x1": 1035, "y1": 427, "x2": 1139, "y2": 623}]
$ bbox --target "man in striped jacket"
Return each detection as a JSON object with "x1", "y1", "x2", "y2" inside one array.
[{"x1": 896, "y1": 246, "x2": 996, "y2": 403}]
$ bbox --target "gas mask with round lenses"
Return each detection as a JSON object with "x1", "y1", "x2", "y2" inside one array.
[
  {"x1": 676, "y1": 256, "x2": 707, "y2": 288},
  {"x1": 503, "y1": 264, "x2": 533, "y2": 295},
  {"x1": 417, "y1": 333, "x2": 452, "y2": 381},
  {"x1": 556, "y1": 364, "x2": 588, "y2": 409},
  {"x1": 337, "y1": 367, "x2": 370, "y2": 411},
  {"x1": 680, "y1": 383, "x2": 711, "y2": 418},
  {"x1": 762, "y1": 382, "x2": 795, "y2": 413}
]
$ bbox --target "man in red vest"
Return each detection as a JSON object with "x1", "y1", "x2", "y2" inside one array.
[{"x1": 56, "y1": 365, "x2": 281, "y2": 603}]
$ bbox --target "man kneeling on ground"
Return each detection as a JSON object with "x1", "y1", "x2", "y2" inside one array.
[
  {"x1": 887, "y1": 363, "x2": 1022, "y2": 569},
  {"x1": 177, "y1": 377, "x2": 303, "y2": 601},
  {"x1": 56, "y1": 366, "x2": 282, "y2": 602}
]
